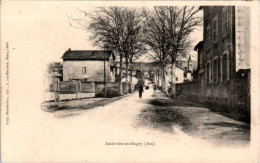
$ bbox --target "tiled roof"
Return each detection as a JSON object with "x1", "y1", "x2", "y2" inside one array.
[{"x1": 61, "y1": 50, "x2": 114, "y2": 61}]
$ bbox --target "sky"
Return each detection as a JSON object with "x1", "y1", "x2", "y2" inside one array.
[{"x1": 2, "y1": 1, "x2": 203, "y2": 66}]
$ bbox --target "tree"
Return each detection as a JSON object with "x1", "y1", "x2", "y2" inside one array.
[
  {"x1": 156, "y1": 6, "x2": 202, "y2": 97},
  {"x1": 68, "y1": 7, "x2": 128, "y2": 95},
  {"x1": 143, "y1": 8, "x2": 171, "y2": 92},
  {"x1": 68, "y1": 7, "x2": 146, "y2": 94},
  {"x1": 124, "y1": 8, "x2": 147, "y2": 92}
]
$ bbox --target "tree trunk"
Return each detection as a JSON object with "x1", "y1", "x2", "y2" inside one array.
[
  {"x1": 129, "y1": 62, "x2": 133, "y2": 93},
  {"x1": 171, "y1": 62, "x2": 176, "y2": 98},
  {"x1": 162, "y1": 65, "x2": 166, "y2": 93},
  {"x1": 157, "y1": 69, "x2": 160, "y2": 86},
  {"x1": 119, "y1": 54, "x2": 123, "y2": 95},
  {"x1": 125, "y1": 54, "x2": 129, "y2": 94}
]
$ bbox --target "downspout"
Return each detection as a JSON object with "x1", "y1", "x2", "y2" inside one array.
[{"x1": 231, "y1": 6, "x2": 235, "y2": 111}]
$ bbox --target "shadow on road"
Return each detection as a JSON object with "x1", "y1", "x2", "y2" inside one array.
[
  {"x1": 204, "y1": 122, "x2": 250, "y2": 130},
  {"x1": 136, "y1": 90, "x2": 250, "y2": 145},
  {"x1": 137, "y1": 106, "x2": 194, "y2": 133}
]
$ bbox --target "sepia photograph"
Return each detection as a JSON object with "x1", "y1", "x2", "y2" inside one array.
[{"x1": 1, "y1": 1, "x2": 259, "y2": 162}]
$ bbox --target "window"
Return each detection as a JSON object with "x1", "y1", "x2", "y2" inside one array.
[
  {"x1": 211, "y1": 60, "x2": 214, "y2": 82},
  {"x1": 184, "y1": 72, "x2": 187, "y2": 78},
  {"x1": 212, "y1": 15, "x2": 218, "y2": 43},
  {"x1": 219, "y1": 56, "x2": 223, "y2": 82},
  {"x1": 206, "y1": 25, "x2": 211, "y2": 48},
  {"x1": 213, "y1": 57, "x2": 218, "y2": 83},
  {"x1": 207, "y1": 61, "x2": 212, "y2": 83},
  {"x1": 223, "y1": 53, "x2": 230, "y2": 81},
  {"x1": 176, "y1": 77, "x2": 178, "y2": 81},
  {"x1": 82, "y1": 67, "x2": 87, "y2": 74},
  {"x1": 222, "y1": 7, "x2": 229, "y2": 37},
  {"x1": 69, "y1": 67, "x2": 73, "y2": 75}
]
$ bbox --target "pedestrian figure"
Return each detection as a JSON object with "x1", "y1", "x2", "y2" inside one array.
[
  {"x1": 153, "y1": 85, "x2": 157, "y2": 92},
  {"x1": 138, "y1": 84, "x2": 144, "y2": 98}
]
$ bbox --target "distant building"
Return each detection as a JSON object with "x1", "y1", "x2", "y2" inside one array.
[
  {"x1": 195, "y1": 6, "x2": 250, "y2": 114},
  {"x1": 165, "y1": 64, "x2": 192, "y2": 86},
  {"x1": 62, "y1": 49, "x2": 116, "y2": 82},
  {"x1": 176, "y1": 55, "x2": 193, "y2": 72}
]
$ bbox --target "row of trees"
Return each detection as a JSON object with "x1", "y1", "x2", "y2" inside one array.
[{"x1": 68, "y1": 6, "x2": 202, "y2": 96}]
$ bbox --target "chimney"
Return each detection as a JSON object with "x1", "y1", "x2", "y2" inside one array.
[{"x1": 68, "y1": 48, "x2": 71, "y2": 51}]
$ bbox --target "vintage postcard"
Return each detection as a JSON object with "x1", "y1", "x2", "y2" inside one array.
[{"x1": 1, "y1": 0, "x2": 259, "y2": 162}]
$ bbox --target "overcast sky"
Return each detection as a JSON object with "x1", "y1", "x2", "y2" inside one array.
[{"x1": 2, "y1": 1, "x2": 203, "y2": 66}]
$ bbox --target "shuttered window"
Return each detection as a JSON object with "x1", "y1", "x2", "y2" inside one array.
[
  {"x1": 207, "y1": 61, "x2": 212, "y2": 84},
  {"x1": 213, "y1": 57, "x2": 218, "y2": 83},
  {"x1": 219, "y1": 56, "x2": 223, "y2": 82},
  {"x1": 223, "y1": 53, "x2": 230, "y2": 81},
  {"x1": 212, "y1": 15, "x2": 218, "y2": 43},
  {"x1": 222, "y1": 7, "x2": 229, "y2": 37}
]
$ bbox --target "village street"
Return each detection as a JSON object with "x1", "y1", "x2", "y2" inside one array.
[{"x1": 39, "y1": 87, "x2": 251, "y2": 162}]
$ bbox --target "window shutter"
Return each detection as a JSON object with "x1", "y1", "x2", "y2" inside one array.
[
  {"x1": 222, "y1": 8, "x2": 226, "y2": 36},
  {"x1": 206, "y1": 25, "x2": 211, "y2": 49},
  {"x1": 205, "y1": 63, "x2": 208, "y2": 83},
  {"x1": 211, "y1": 61, "x2": 213, "y2": 83},
  {"x1": 212, "y1": 15, "x2": 218, "y2": 43},
  {"x1": 226, "y1": 54, "x2": 230, "y2": 81},
  {"x1": 220, "y1": 56, "x2": 223, "y2": 82},
  {"x1": 208, "y1": 61, "x2": 211, "y2": 83},
  {"x1": 215, "y1": 58, "x2": 218, "y2": 83},
  {"x1": 226, "y1": 7, "x2": 229, "y2": 32}
]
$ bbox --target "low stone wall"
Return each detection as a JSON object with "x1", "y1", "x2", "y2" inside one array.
[
  {"x1": 77, "y1": 93, "x2": 95, "y2": 99},
  {"x1": 59, "y1": 81, "x2": 77, "y2": 92},
  {"x1": 58, "y1": 93, "x2": 77, "y2": 101},
  {"x1": 58, "y1": 93, "x2": 95, "y2": 101},
  {"x1": 44, "y1": 91, "x2": 57, "y2": 101},
  {"x1": 176, "y1": 82, "x2": 199, "y2": 100}
]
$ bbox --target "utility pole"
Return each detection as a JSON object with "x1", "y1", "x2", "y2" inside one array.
[{"x1": 104, "y1": 52, "x2": 106, "y2": 98}]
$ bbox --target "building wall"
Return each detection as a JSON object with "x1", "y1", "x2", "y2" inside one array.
[
  {"x1": 63, "y1": 60, "x2": 115, "y2": 82},
  {"x1": 199, "y1": 6, "x2": 250, "y2": 112},
  {"x1": 165, "y1": 65, "x2": 185, "y2": 86},
  {"x1": 176, "y1": 58, "x2": 193, "y2": 72},
  {"x1": 235, "y1": 6, "x2": 250, "y2": 71},
  {"x1": 200, "y1": 6, "x2": 235, "y2": 109}
]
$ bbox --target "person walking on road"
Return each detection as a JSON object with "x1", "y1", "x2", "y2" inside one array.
[
  {"x1": 138, "y1": 84, "x2": 144, "y2": 98},
  {"x1": 153, "y1": 85, "x2": 157, "y2": 92}
]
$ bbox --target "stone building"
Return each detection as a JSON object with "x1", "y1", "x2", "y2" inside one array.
[
  {"x1": 195, "y1": 6, "x2": 250, "y2": 116},
  {"x1": 62, "y1": 49, "x2": 116, "y2": 82}
]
